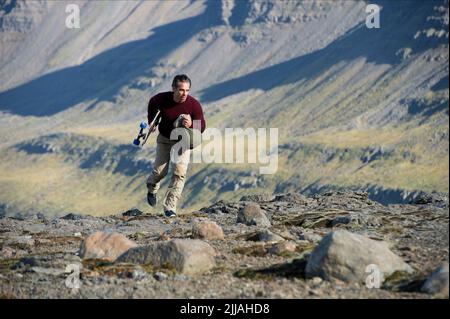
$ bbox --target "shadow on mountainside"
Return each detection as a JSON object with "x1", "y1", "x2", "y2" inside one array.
[
  {"x1": 200, "y1": 0, "x2": 447, "y2": 102},
  {"x1": 0, "y1": 1, "x2": 223, "y2": 117},
  {"x1": 0, "y1": 1, "x2": 446, "y2": 117}
]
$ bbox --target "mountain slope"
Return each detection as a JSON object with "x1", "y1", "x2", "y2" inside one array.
[{"x1": 0, "y1": 0, "x2": 448, "y2": 217}]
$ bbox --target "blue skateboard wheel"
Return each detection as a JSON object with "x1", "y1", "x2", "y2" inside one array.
[
  {"x1": 133, "y1": 139, "x2": 140, "y2": 146},
  {"x1": 140, "y1": 122, "x2": 148, "y2": 129}
]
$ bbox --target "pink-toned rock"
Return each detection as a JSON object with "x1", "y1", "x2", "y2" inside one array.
[
  {"x1": 268, "y1": 241, "x2": 297, "y2": 255},
  {"x1": 192, "y1": 220, "x2": 224, "y2": 240},
  {"x1": 79, "y1": 231, "x2": 137, "y2": 262}
]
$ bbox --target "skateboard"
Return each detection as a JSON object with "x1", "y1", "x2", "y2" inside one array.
[{"x1": 133, "y1": 110, "x2": 161, "y2": 147}]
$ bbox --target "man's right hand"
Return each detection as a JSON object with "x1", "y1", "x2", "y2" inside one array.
[{"x1": 181, "y1": 114, "x2": 192, "y2": 128}]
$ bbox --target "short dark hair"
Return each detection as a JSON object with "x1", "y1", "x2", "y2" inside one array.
[{"x1": 172, "y1": 74, "x2": 191, "y2": 88}]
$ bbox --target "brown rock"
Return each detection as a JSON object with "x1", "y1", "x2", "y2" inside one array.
[
  {"x1": 79, "y1": 231, "x2": 137, "y2": 262},
  {"x1": 268, "y1": 241, "x2": 297, "y2": 255},
  {"x1": 192, "y1": 220, "x2": 224, "y2": 240},
  {"x1": 257, "y1": 229, "x2": 284, "y2": 242},
  {"x1": 237, "y1": 203, "x2": 271, "y2": 227}
]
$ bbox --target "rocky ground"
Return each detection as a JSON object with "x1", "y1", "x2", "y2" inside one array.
[{"x1": 0, "y1": 191, "x2": 448, "y2": 299}]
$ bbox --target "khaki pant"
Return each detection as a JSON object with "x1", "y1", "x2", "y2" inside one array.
[{"x1": 146, "y1": 134, "x2": 191, "y2": 212}]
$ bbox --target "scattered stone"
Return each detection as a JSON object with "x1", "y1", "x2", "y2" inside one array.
[
  {"x1": 201, "y1": 200, "x2": 237, "y2": 214},
  {"x1": 10, "y1": 214, "x2": 26, "y2": 221},
  {"x1": 7, "y1": 235, "x2": 35, "y2": 247},
  {"x1": 410, "y1": 192, "x2": 449, "y2": 208},
  {"x1": 300, "y1": 217, "x2": 332, "y2": 229},
  {"x1": 122, "y1": 209, "x2": 143, "y2": 217},
  {"x1": 117, "y1": 239, "x2": 216, "y2": 275},
  {"x1": 31, "y1": 267, "x2": 66, "y2": 276},
  {"x1": 268, "y1": 241, "x2": 297, "y2": 255},
  {"x1": 273, "y1": 193, "x2": 308, "y2": 204},
  {"x1": 158, "y1": 233, "x2": 170, "y2": 241},
  {"x1": 299, "y1": 232, "x2": 323, "y2": 243},
  {"x1": 297, "y1": 239, "x2": 312, "y2": 246},
  {"x1": 132, "y1": 267, "x2": 147, "y2": 280},
  {"x1": 1, "y1": 247, "x2": 15, "y2": 259},
  {"x1": 37, "y1": 212, "x2": 46, "y2": 220},
  {"x1": 13, "y1": 257, "x2": 39, "y2": 270},
  {"x1": 274, "y1": 229, "x2": 296, "y2": 240},
  {"x1": 23, "y1": 224, "x2": 48, "y2": 234},
  {"x1": 154, "y1": 271, "x2": 168, "y2": 281},
  {"x1": 347, "y1": 213, "x2": 382, "y2": 228},
  {"x1": 61, "y1": 213, "x2": 86, "y2": 220},
  {"x1": 305, "y1": 230, "x2": 413, "y2": 283},
  {"x1": 233, "y1": 243, "x2": 269, "y2": 257},
  {"x1": 237, "y1": 203, "x2": 271, "y2": 227},
  {"x1": 257, "y1": 229, "x2": 284, "y2": 243},
  {"x1": 330, "y1": 216, "x2": 351, "y2": 227},
  {"x1": 27, "y1": 212, "x2": 46, "y2": 220},
  {"x1": 308, "y1": 289, "x2": 320, "y2": 296},
  {"x1": 174, "y1": 274, "x2": 188, "y2": 281},
  {"x1": 311, "y1": 276, "x2": 323, "y2": 286},
  {"x1": 303, "y1": 213, "x2": 382, "y2": 229},
  {"x1": 240, "y1": 194, "x2": 275, "y2": 202},
  {"x1": 421, "y1": 263, "x2": 449, "y2": 297},
  {"x1": 412, "y1": 193, "x2": 434, "y2": 204},
  {"x1": 79, "y1": 231, "x2": 138, "y2": 262},
  {"x1": 192, "y1": 220, "x2": 224, "y2": 240},
  {"x1": 63, "y1": 254, "x2": 82, "y2": 264},
  {"x1": 130, "y1": 231, "x2": 150, "y2": 240}
]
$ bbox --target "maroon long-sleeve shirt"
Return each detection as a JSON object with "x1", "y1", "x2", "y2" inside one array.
[{"x1": 147, "y1": 92, "x2": 206, "y2": 139}]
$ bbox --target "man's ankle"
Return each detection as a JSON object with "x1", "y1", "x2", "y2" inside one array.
[{"x1": 164, "y1": 210, "x2": 176, "y2": 218}]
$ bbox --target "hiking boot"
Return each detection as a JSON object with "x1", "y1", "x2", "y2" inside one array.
[
  {"x1": 164, "y1": 210, "x2": 176, "y2": 218},
  {"x1": 147, "y1": 192, "x2": 157, "y2": 207}
]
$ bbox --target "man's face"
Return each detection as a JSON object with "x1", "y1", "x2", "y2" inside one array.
[{"x1": 172, "y1": 81, "x2": 190, "y2": 103}]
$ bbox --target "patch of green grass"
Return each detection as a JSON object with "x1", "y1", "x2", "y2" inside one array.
[
  {"x1": 141, "y1": 262, "x2": 178, "y2": 275},
  {"x1": 382, "y1": 270, "x2": 425, "y2": 292}
]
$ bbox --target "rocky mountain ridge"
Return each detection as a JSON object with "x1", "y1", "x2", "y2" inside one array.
[{"x1": 0, "y1": 191, "x2": 448, "y2": 298}]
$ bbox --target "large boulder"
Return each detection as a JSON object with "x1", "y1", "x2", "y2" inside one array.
[
  {"x1": 192, "y1": 220, "x2": 224, "y2": 240},
  {"x1": 305, "y1": 230, "x2": 413, "y2": 283},
  {"x1": 116, "y1": 239, "x2": 216, "y2": 275},
  {"x1": 237, "y1": 203, "x2": 271, "y2": 227},
  {"x1": 421, "y1": 263, "x2": 449, "y2": 297},
  {"x1": 79, "y1": 231, "x2": 137, "y2": 262}
]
